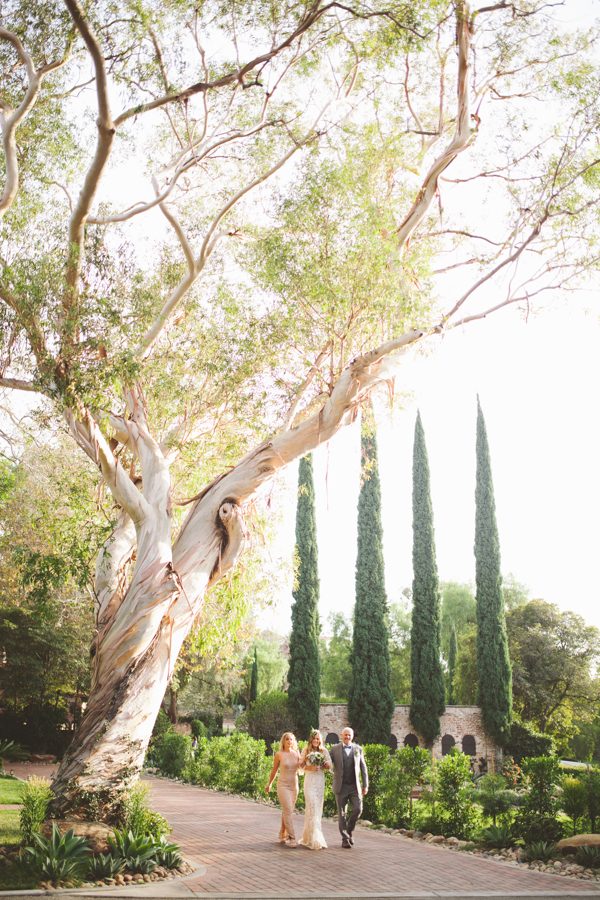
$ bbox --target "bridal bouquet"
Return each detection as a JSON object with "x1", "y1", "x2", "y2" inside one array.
[{"x1": 307, "y1": 751, "x2": 325, "y2": 767}]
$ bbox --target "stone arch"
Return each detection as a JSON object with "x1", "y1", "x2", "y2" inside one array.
[
  {"x1": 326, "y1": 732, "x2": 339, "y2": 745},
  {"x1": 462, "y1": 734, "x2": 476, "y2": 756},
  {"x1": 404, "y1": 733, "x2": 419, "y2": 748},
  {"x1": 441, "y1": 734, "x2": 456, "y2": 755}
]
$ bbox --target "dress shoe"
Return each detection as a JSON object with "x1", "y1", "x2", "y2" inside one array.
[{"x1": 342, "y1": 838, "x2": 351, "y2": 848}]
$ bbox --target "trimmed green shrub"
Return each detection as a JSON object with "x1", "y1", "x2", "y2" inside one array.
[
  {"x1": 513, "y1": 756, "x2": 563, "y2": 844},
  {"x1": 189, "y1": 711, "x2": 223, "y2": 737},
  {"x1": 121, "y1": 782, "x2": 170, "y2": 840},
  {"x1": 561, "y1": 776, "x2": 587, "y2": 834},
  {"x1": 154, "y1": 733, "x2": 192, "y2": 778},
  {"x1": 361, "y1": 744, "x2": 389, "y2": 822},
  {"x1": 243, "y1": 691, "x2": 295, "y2": 746},
  {"x1": 435, "y1": 749, "x2": 477, "y2": 838},
  {"x1": 186, "y1": 733, "x2": 271, "y2": 798},
  {"x1": 473, "y1": 773, "x2": 517, "y2": 825},
  {"x1": 507, "y1": 722, "x2": 554, "y2": 763},
  {"x1": 19, "y1": 777, "x2": 53, "y2": 845},
  {"x1": 152, "y1": 709, "x2": 173, "y2": 738},
  {"x1": 582, "y1": 771, "x2": 600, "y2": 832},
  {"x1": 191, "y1": 719, "x2": 209, "y2": 740},
  {"x1": 377, "y1": 745, "x2": 430, "y2": 828}
]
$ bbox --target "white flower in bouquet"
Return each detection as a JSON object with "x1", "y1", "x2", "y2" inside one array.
[{"x1": 307, "y1": 751, "x2": 325, "y2": 767}]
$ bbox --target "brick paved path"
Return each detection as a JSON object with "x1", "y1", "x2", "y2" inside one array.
[{"x1": 9, "y1": 764, "x2": 600, "y2": 898}]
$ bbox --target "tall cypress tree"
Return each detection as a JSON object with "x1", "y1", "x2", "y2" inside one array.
[
  {"x1": 249, "y1": 647, "x2": 258, "y2": 704},
  {"x1": 410, "y1": 410, "x2": 445, "y2": 745},
  {"x1": 475, "y1": 396, "x2": 512, "y2": 745},
  {"x1": 348, "y1": 417, "x2": 394, "y2": 744},
  {"x1": 447, "y1": 625, "x2": 458, "y2": 705},
  {"x1": 287, "y1": 454, "x2": 321, "y2": 739}
]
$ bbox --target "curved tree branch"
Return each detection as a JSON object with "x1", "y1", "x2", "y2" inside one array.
[{"x1": 395, "y1": 0, "x2": 475, "y2": 250}]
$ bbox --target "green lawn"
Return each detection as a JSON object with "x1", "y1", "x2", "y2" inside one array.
[
  {"x1": 0, "y1": 775, "x2": 23, "y2": 804},
  {"x1": 0, "y1": 808, "x2": 20, "y2": 845},
  {"x1": 0, "y1": 808, "x2": 38, "y2": 891},
  {"x1": 0, "y1": 859, "x2": 39, "y2": 891}
]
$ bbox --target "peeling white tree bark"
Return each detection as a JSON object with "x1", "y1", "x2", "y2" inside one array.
[{"x1": 51, "y1": 329, "x2": 424, "y2": 812}]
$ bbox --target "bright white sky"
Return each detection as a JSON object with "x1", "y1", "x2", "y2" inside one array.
[
  {"x1": 257, "y1": 0, "x2": 600, "y2": 637},
  {"x1": 263, "y1": 298, "x2": 600, "y2": 635}
]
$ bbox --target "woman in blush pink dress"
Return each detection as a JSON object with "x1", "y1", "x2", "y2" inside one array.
[{"x1": 265, "y1": 732, "x2": 302, "y2": 846}]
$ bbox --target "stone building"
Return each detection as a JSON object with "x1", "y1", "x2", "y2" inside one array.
[{"x1": 319, "y1": 704, "x2": 500, "y2": 771}]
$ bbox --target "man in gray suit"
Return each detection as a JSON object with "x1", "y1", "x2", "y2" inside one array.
[{"x1": 329, "y1": 726, "x2": 368, "y2": 848}]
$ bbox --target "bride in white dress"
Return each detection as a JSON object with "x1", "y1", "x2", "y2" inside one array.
[{"x1": 299, "y1": 729, "x2": 332, "y2": 850}]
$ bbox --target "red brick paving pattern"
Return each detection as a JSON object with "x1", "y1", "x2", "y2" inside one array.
[{"x1": 10, "y1": 763, "x2": 600, "y2": 897}]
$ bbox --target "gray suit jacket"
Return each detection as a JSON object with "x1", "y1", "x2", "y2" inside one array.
[{"x1": 330, "y1": 741, "x2": 368, "y2": 795}]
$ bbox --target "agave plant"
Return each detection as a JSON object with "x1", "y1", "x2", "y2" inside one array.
[
  {"x1": 124, "y1": 854, "x2": 157, "y2": 874},
  {"x1": 522, "y1": 840, "x2": 558, "y2": 862},
  {"x1": 87, "y1": 853, "x2": 125, "y2": 878},
  {"x1": 575, "y1": 845, "x2": 600, "y2": 868},
  {"x1": 23, "y1": 824, "x2": 90, "y2": 884},
  {"x1": 153, "y1": 834, "x2": 183, "y2": 868},
  {"x1": 108, "y1": 828, "x2": 157, "y2": 860},
  {"x1": 478, "y1": 824, "x2": 513, "y2": 849}
]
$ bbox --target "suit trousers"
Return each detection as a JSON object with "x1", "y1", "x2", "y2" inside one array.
[{"x1": 335, "y1": 782, "x2": 362, "y2": 836}]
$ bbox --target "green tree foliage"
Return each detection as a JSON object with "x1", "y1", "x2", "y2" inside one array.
[
  {"x1": 287, "y1": 455, "x2": 321, "y2": 739},
  {"x1": 349, "y1": 420, "x2": 394, "y2": 743},
  {"x1": 472, "y1": 774, "x2": 517, "y2": 826},
  {"x1": 513, "y1": 756, "x2": 563, "y2": 844},
  {"x1": 440, "y1": 582, "x2": 476, "y2": 660},
  {"x1": 474, "y1": 398, "x2": 512, "y2": 746},
  {"x1": 377, "y1": 745, "x2": 430, "y2": 827},
  {"x1": 249, "y1": 648, "x2": 259, "y2": 704},
  {"x1": 435, "y1": 750, "x2": 477, "y2": 838},
  {"x1": 241, "y1": 691, "x2": 295, "y2": 747},
  {"x1": 454, "y1": 625, "x2": 478, "y2": 705},
  {"x1": 561, "y1": 776, "x2": 587, "y2": 835},
  {"x1": 0, "y1": 446, "x2": 101, "y2": 752},
  {"x1": 447, "y1": 625, "x2": 458, "y2": 705},
  {"x1": 389, "y1": 599, "x2": 412, "y2": 703},
  {"x1": 506, "y1": 720, "x2": 554, "y2": 764},
  {"x1": 507, "y1": 600, "x2": 600, "y2": 747},
  {"x1": 410, "y1": 411, "x2": 445, "y2": 744},
  {"x1": 319, "y1": 612, "x2": 353, "y2": 701}
]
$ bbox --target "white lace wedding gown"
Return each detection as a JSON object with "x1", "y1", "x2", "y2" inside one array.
[{"x1": 299, "y1": 747, "x2": 332, "y2": 850}]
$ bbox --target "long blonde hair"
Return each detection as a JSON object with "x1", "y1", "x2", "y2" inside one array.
[
  {"x1": 308, "y1": 729, "x2": 325, "y2": 752},
  {"x1": 279, "y1": 731, "x2": 298, "y2": 752}
]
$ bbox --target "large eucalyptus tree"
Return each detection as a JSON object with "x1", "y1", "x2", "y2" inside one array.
[{"x1": 1, "y1": 0, "x2": 598, "y2": 816}]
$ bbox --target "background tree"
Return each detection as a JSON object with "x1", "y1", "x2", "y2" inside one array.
[
  {"x1": 454, "y1": 625, "x2": 478, "y2": 705},
  {"x1": 1, "y1": 0, "x2": 598, "y2": 812},
  {"x1": 507, "y1": 600, "x2": 600, "y2": 751},
  {"x1": 249, "y1": 647, "x2": 259, "y2": 705},
  {"x1": 447, "y1": 625, "x2": 458, "y2": 705},
  {"x1": 319, "y1": 612, "x2": 353, "y2": 701},
  {"x1": 474, "y1": 397, "x2": 512, "y2": 746},
  {"x1": 389, "y1": 598, "x2": 412, "y2": 703},
  {"x1": 349, "y1": 418, "x2": 394, "y2": 743},
  {"x1": 0, "y1": 444, "x2": 99, "y2": 752},
  {"x1": 410, "y1": 410, "x2": 445, "y2": 744},
  {"x1": 440, "y1": 582, "x2": 476, "y2": 659},
  {"x1": 287, "y1": 454, "x2": 321, "y2": 738}
]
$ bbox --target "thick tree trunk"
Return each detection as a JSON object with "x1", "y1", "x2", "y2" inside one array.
[
  {"x1": 50, "y1": 333, "x2": 424, "y2": 818},
  {"x1": 168, "y1": 687, "x2": 178, "y2": 725}
]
